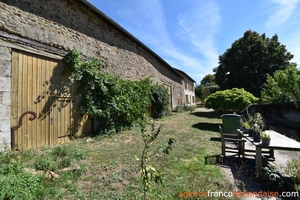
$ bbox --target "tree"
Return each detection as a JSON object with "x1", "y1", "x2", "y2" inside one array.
[
  {"x1": 261, "y1": 63, "x2": 300, "y2": 106},
  {"x1": 204, "y1": 88, "x2": 258, "y2": 112},
  {"x1": 200, "y1": 74, "x2": 216, "y2": 86},
  {"x1": 195, "y1": 74, "x2": 219, "y2": 102},
  {"x1": 214, "y1": 30, "x2": 294, "y2": 97}
]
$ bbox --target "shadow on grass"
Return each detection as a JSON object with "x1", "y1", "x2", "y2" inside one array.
[
  {"x1": 191, "y1": 110, "x2": 221, "y2": 119},
  {"x1": 205, "y1": 154, "x2": 223, "y2": 165},
  {"x1": 192, "y1": 122, "x2": 219, "y2": 132}
]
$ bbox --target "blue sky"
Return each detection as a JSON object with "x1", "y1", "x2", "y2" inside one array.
[{"x1": 89, "y1": 0, "x2": 300, "y2": 83}]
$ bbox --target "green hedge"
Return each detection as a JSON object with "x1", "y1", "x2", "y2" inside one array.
[{"x1": 204, "y1": 88, "x2": 258, "y2": 112}]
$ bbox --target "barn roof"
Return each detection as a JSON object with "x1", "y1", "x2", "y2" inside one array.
[{"x1": 173, "y1": 68, "x2": 196, "y2": 83}]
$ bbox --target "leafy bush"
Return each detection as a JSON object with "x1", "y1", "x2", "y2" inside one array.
[
  {"x1": 285, "y1": 159, "x2": 300, "y2": 191},
  {"x1": 150, "y1": 84, "x2": 170, "y2": 118},
  {"x1": 262, "y1": 164, "x2": 283, "y2": 186},
  {"x1": 174, "y1": 106, "x2": 184, "y2": 112},
  {"x1": 204, "y1": 88, "x2": 258, "y2": 112},
  {"x1": 64, "y1": 49, "x2": 152, "y2": 133},
  {"x1": 261, "y1": 64, "x2": 300, "y2": 107}
]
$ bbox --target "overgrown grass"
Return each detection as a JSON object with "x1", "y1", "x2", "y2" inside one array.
[
  {"x1": 0, "y1": 109, "x2": 240, "y2": 199},
  {"x1": 0, "y1": 143, "x2": 87, "y2": 199}
]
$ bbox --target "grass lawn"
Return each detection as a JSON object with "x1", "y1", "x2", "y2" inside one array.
[{"x1": 0, "y1": 108, "x2": 240, "y2": 200}]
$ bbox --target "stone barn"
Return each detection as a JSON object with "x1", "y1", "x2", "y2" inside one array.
[{"x1": 0, "y1": 0, "x2": 188, "y2": 150}]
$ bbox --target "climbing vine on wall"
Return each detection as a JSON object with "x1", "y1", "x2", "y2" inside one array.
[{"x1": 63, "y1": 49, "x2": 152, "y2": 133}]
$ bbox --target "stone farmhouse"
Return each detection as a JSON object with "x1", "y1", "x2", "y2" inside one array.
[
  {"x1": 173, "y1": 68, "x2": 196, "y2": 106},
  {"x1": 0, "y1": 0, "x2": 195, "y2": 150}
]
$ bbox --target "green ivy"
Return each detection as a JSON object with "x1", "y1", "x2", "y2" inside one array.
[{"x1": 64, "y1": 49, "x2": 152, "y2": 133}]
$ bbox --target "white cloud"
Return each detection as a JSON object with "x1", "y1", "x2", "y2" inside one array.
[
  {"x1": 116, "y1": 0, "x2": 171, "y2": 47},
  {"x1": 265, "y1": 0, "x2": 300, "y2": 30},
  {"x1": 176, "y1": 1, "x2": 221, "y2": 74},
  {"x1": 113, "y1": 0, "x2": 221, "y2": 82}
]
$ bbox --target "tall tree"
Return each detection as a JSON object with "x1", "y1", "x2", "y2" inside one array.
[{"x1": 214, "y1": 30, "x2": 293, "y2": 97}]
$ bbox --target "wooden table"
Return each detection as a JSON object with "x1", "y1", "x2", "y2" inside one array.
[{"x1": 238, "y1": 129, "x2": 300, "y2": 177}]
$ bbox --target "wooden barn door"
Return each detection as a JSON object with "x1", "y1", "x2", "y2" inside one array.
[{"x1": 11, "y1": 50, "x2": 77, "y2": 150}]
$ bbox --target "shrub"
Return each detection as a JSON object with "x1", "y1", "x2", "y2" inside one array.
[
  {"x1": 285, "y1": 159, "x2": 300, "y2": 191},
  {"x1": 261, "y1": 64, "x2": 300, "y2": 107},
  {"x1": 174, "y1": 106, "x2": 184, "y2": 113},
  {"x1": 150, "y1": 84, "x2": 170, "y2": 118},
  {"x1": 204, "y1": 88, "x2": 258, "y2": 112},
  {"x1": 262, "y1": 164, "x2": 283, "y2": 186}
]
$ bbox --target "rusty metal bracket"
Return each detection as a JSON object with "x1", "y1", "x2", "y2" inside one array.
[{"x1": 11, "y1": 111, "x2": 37, "y2": 150}]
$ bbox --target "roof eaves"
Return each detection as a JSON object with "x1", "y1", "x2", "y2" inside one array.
[{"x1": 173, "y1": 68, "x2": 196, "y2": 83}]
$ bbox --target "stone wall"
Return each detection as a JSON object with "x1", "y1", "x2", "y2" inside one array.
[
  {"x1": 244, "y1": 103, "x2": 300, "y2": 139},
  {"x1": 0, "y1": 0, "x2": 182, "y2": 92},
  {"x1": 0, "y1": 46, "x2": 11, "y2": 149},
  {"x1": 0, "y1": 0, "x2": 184, "y2": 147}
]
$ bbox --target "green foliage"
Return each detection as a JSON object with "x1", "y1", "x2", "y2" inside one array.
[
  {"x1": 0, "y1": 143, "x2": 88, "y2": 199},
  {"x1": 195, "y1": 84, "x2": 219, "y2": 102},
  {"x1": 0, "y1": 166, "x2": 44, "y2": 200},
  {"x1": 262, "y1": 164, "x2": 283, "y2": 186},
  {"x1": 204, "y1": 88, "x2": 258, "y2": 112},
  {"x1": 174, "y1": 105, "x2": 184, "y2": 112},
  {"x1": 200, "y1": 74, "x2": 216, "y2": 86},
  {"x1": 195, "y1": 74, "x2": 219, "y2": 102},
  {"x1": 285, "y1": 159, "x2": 300, "y2": 191},
  {"x1": 150, "y1": 84, "x2": 170, "y2": 118},
  {"x1": 64, "y1": 49, "x2": 152, "y2": 133},
  {"x1": 261, "y1": 132, "x2": 270, "y2": 139},
  {"x1": 138, "y1": 120, "x2": 175, "y2": 200},
  {"x1": 215, "y1": 30, "x2": 293, "y2": 97},
  {"x1": 261, "y1": 63, "x2": 300, "y2": 107},
  {"x1": 248, "y1": 112, "x2": 265, "y2": 131},
  {"x1": 183, "y1": 104, "x2": 196, "y2": 112},
  {"x1": 0, "y1": 149, "x2": 44, "y2": 200},
  {"x1": 35, "y1": 143, "x2": 86, "y2": 171},
  {"x1": 44, "y1": 144, "x2": 83, "y2": 170}
]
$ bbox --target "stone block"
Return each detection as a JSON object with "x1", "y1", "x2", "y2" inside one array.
[
  {"x1": 0, "y1": 91, "x2": 10, "y2": 106},
  {"x1": 0, "y1": 77, "x2": 10, "y2": 91},
  {"x1": 0, "y1": 132, "x2": 11, "y2": 149},
  {"x1": 0, "y1": 105, "x2": 9, "y2": 119},
  {"x1": 0, "y1": 119, "x2": 10, "y2": 132}
]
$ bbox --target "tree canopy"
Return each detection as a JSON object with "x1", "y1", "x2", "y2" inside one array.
[
  {"x1": 261, "y1": 63, "x2": 300, "y2": 107},
  {"x1": 200, "y1": 74, "x2": 216, "y2": 86},
  {"x1": 195, "y1": 74, "x2": 219, "y2": 102},
  {"x1": 214, "y1": 30, "x2": 294, "y2": 97}
]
